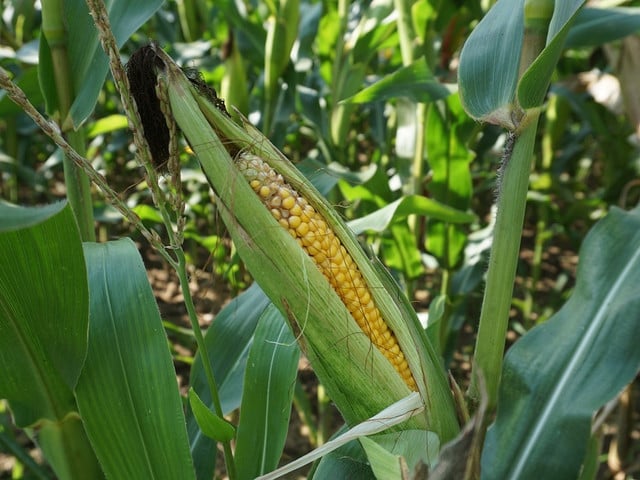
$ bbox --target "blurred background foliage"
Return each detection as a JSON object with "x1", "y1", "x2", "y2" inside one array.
[{"x1": 1, "y1": 0, "x2": 639, "y2": 477}]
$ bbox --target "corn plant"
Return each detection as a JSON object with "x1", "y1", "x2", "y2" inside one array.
[{"x1": 1, "y1": 0, "x2": 640, "y2": 479}]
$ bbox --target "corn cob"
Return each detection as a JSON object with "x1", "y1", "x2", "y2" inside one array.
[{"x1": 236, "y1": 152, "x2": 417, "y2": 391}]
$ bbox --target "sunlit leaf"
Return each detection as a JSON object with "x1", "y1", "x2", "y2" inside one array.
[
  {"x1": 348, "y1": 195, "x2": 475, "y2": 235},
  {"x1": 87, "y1": 114, "x2": 129, "y2": 138},
  {"x1": 343, "y1": 60, "x2": 453, "y2": 104}
]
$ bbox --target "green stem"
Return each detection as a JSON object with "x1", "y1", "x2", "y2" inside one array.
[
  {"x1": 62, "y1": 131, "x2": 95, "y2": 241},
  {"x1": 438, "y1": 267, "x2": 452, "y2": 351},
  {"x1": 3, "y1": 118, "x2": 18, "y2": 202},
  {"x1": 329, "y1": 0, "x2": 352, "y2": 149},
  {"x1": 175, "y1": 248, "x2": 237, "y2": 480},
  {"x1": 469, "y1": 115, "x2": 540, "y2": 406},
  {"x1": 41, "y1": 0, "x2": 95, "y2": 241},
  {"x1": 393, "y1": 0, "x2": 416, "y2": 66},
  {"x1": 469, "y1": 0, "x2": 552, "y2": 407}
]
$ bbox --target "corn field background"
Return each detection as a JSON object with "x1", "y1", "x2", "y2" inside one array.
[{"x1": 1, "y1": 0, "x2": 640, "y2": 479}]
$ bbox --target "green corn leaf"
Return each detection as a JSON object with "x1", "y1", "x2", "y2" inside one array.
[
  {"x1": 188, "y1": 389, "x2": 236, "y2": 442},
  {"x1": 86, "y1": 114, "x2": 129, "y2": 138},
  {"x1": 565, "y1": 6, "x2": 640, "y2": 49},
  {"x1": 458, "y1": 0, "x2": 524, "y2": 126},
  {"x1": 234, "y1": 304, "x2": 300, "y2": 480},
  {"x1": 0, "y1": 201, "x2": 87, "y2": 425},
  {"x1": 0, "y1": 200, "x2": 103, "y2": 479},
  {"x1": 482, "y1": 206, "x2": 640, "y2": 479},
  {"x1": 459, "y1": 0, "x2": 586, "y2": 123},
  {"x1": 76, "y1": 239, "x2": 195, "y2": 480},
  {"x1": 342, "y1": 59, "x2": 454, "y2": 105},
  {"x1": 347, "y1": 195, "x2": 475, "y2": 235},
  {"x1": 518, "y1": 0, "x2": 585, "y2": 109},
  {"x1": 425, "y1": 96, "x2": 475, "y2": 268},
  {"x1": 360, "y1": 430, "x2": 439, "y2": 477},
  {"x1": 314, "y1": 438, "x2": 374, "y2": 480},
  {"x1": 187, "y1": 283, "x2": 271, "y2": 480}
]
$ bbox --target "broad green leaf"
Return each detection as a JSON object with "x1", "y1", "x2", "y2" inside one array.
[
  {"x1": 565, "y1": 7, "x2": 640, "y2": 49},
  {"x1": 459, "y1": 0, "x2": 587, "y2": 120},
  {"x1": 0, "y1": 201, "x2": 87, "y2": 426},
  {"x1": 518, "y1": 0, "x2": 585, "y2": 109},
  {"x1": 458, "y1": 0, "x2": 524, "y2": 126},
  {"x1": 76, "y1": 239, "x2": 195, "y2": 480},
  {"x1": 235, "y1": 305, "x2": 300, "y2": 480},
  {"x1": 343, "y1": 60, "x2": 454, "y2": 104},
  {"x1": 482, "y1": 206, "x2": 640, "y2": 479},
  {"x1": 347, "y1": 195, "x2": 475, "y2": 235},
  {"x1": 188, "y1": 389, "x2": 235, "y2": 442},
  {"x1": 0, "y1": 201, "x2": 103, "y2": 479},
  {"x1": 38, "y1": 0, "x2": 163, "y2": 127},
  {"x1": 187, "y1": 283, "x2": 271, "y2": 480}
]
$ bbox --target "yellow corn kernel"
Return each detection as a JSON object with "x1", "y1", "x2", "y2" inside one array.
[{"x1": 235, "y1": 152, "x2": 417, "y2": 391}]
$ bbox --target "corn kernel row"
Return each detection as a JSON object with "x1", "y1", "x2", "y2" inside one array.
[{"x1": 236, "y1": 152, "x2": 417, "y2": 391}]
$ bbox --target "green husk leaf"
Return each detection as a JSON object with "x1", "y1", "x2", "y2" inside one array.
[{"x1": 151, "y1": 48, "x2": 459, "y2": 442}]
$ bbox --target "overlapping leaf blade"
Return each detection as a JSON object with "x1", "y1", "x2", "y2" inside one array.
[
  {"x1": 187, "y1": 283, "x2": 271, "y2": 480},
  {"x1": 234, "y1": 305, "x2": 300, "y2": 480},
  {"x1": 482, "y1": 206, "x2": 640, "y2": 479},
  {"x1": 565, "y1": 7, "x2": 640, "y2": 48},
  {"x1": 76, "y1": 239, "x2": 195, "y2": 480},
  {"x1": 0, "y1": 201, "x2": 87, "y2": 426},
  {"x1": 458, "y1": 0, "x2": 524, "y2": 125}
]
